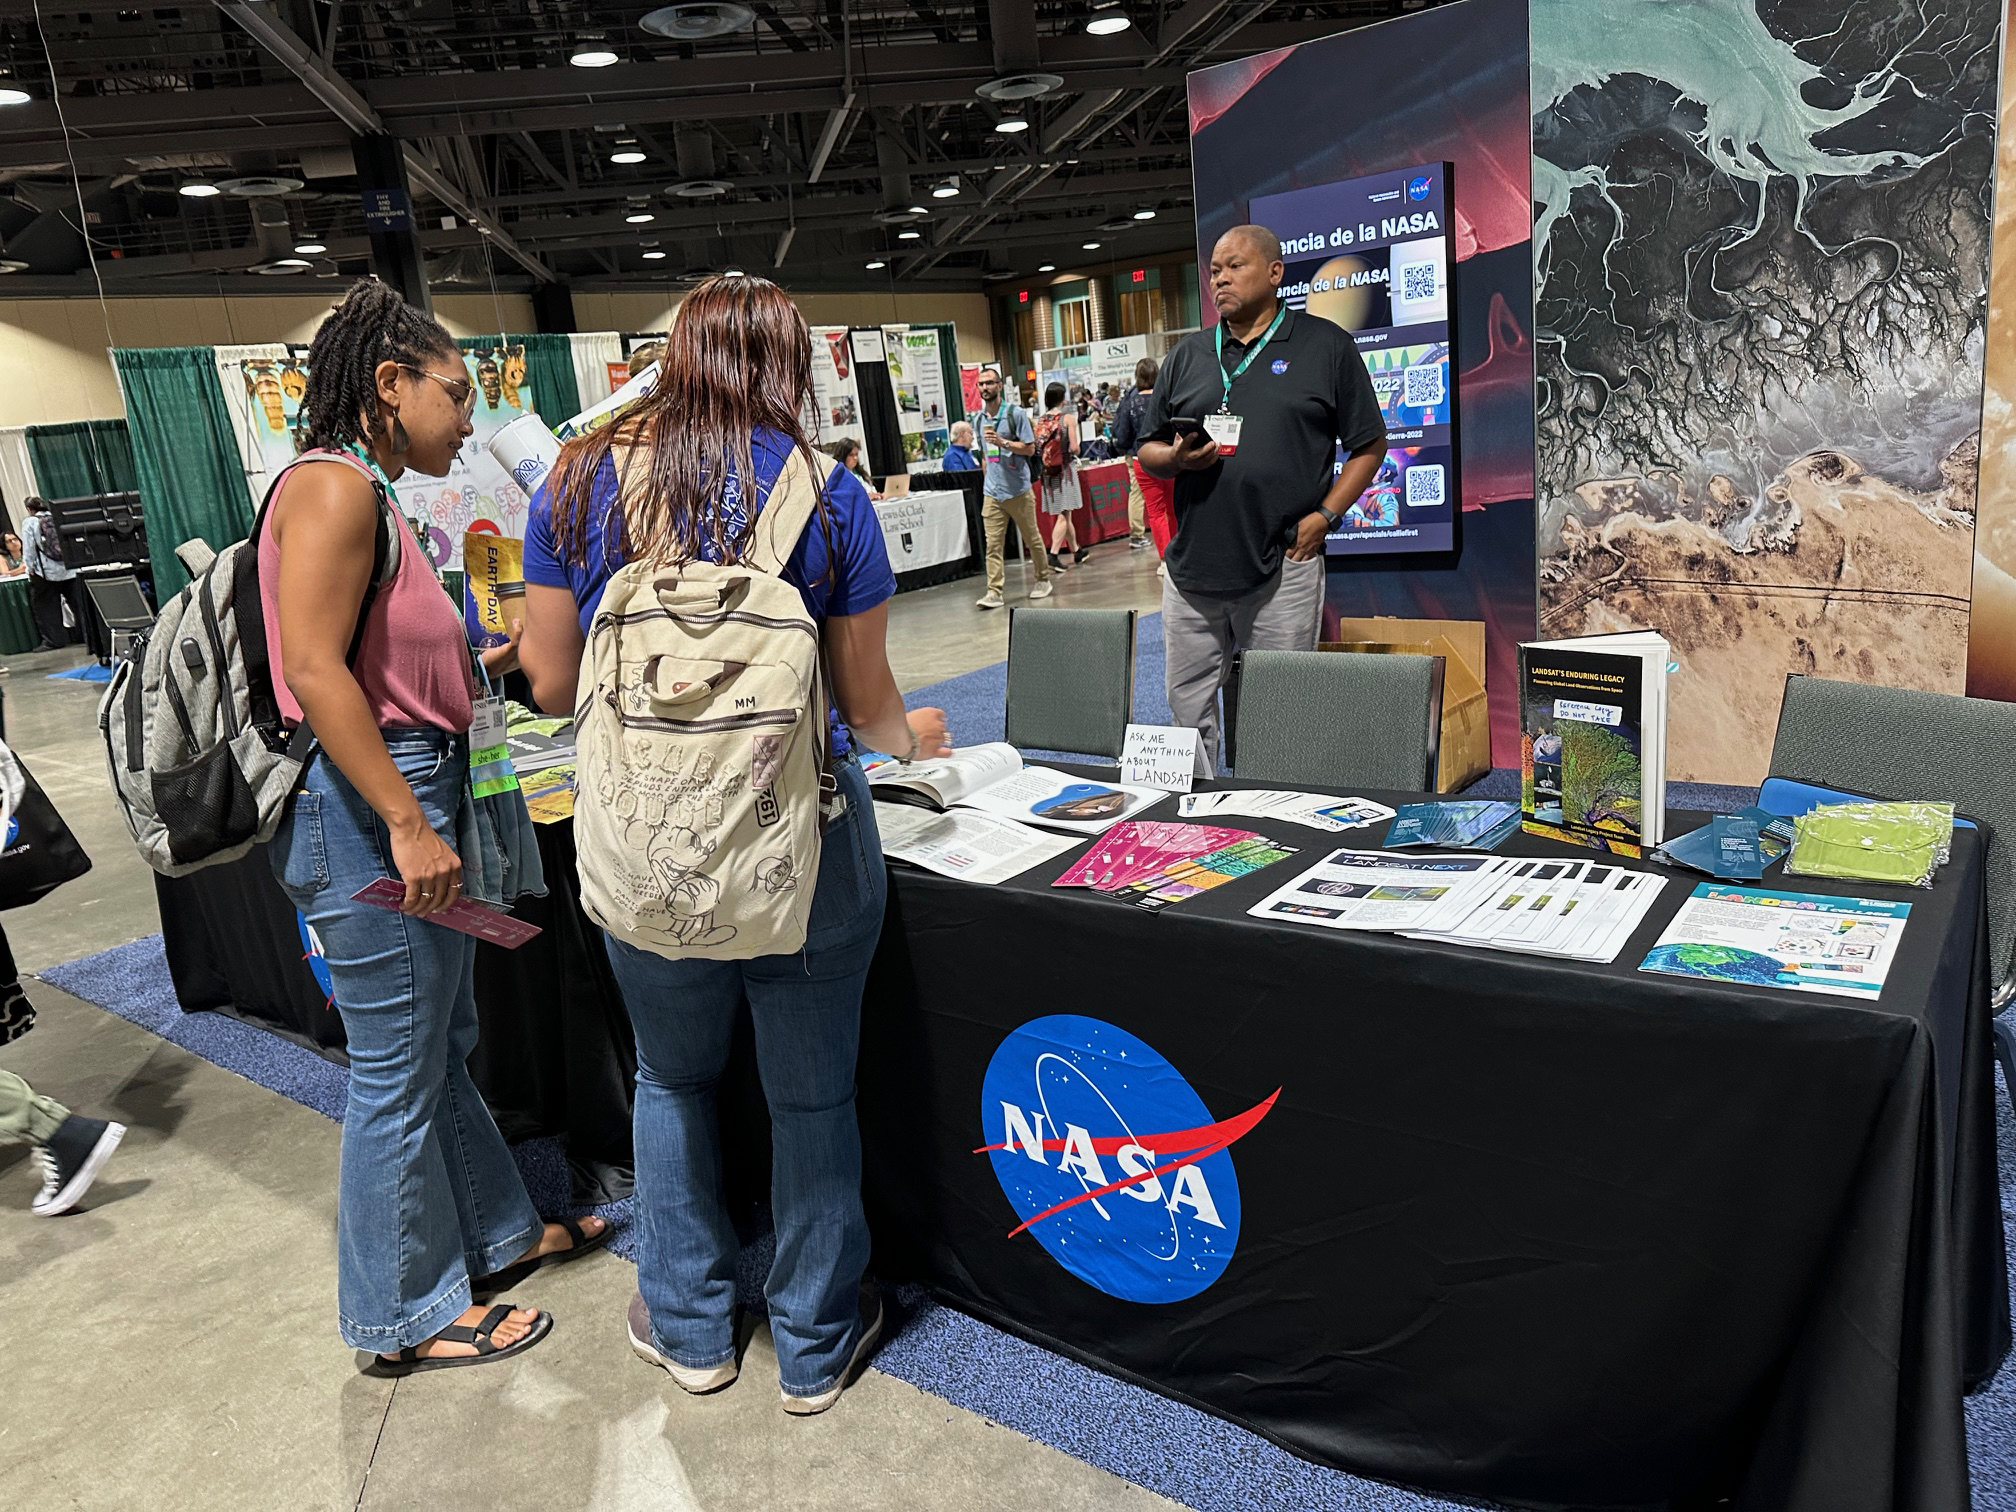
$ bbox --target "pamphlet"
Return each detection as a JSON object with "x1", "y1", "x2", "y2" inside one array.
[
  {"x1": 351, "y1": 879, "x2": 542, "y2": 948},
  {"x1": 1384, "y1": 800, "x2": 1520, "y2": 850},
  {"x1": 1639, "y1": 884, "x2": 1910, "y2": 999},
  {"x1": 1519, "y1": 630, "x2": 1670, "y2": 855},
  {"x1": 1246, "y1": 850, "x2": 1501, "y2": 932},
  {"x1": 1654, "y1": 806, "x2": 1791, "y2": 877},
  {"x1": 874, "y1": 805, "x2": 1081, "y2": 885},
  {"x1": 865, "y1": 742, "x2": 1162, "y2": 835},
  {"x1": 1177, "y1": 790, "x2": 1395, "y2": 832},
  {"x1": 1124, "y1": 836, "x2": 1301, "y2": 912},
  {"x1": 1054, "y1": 821, "x2": 1264, "y2": 895}
]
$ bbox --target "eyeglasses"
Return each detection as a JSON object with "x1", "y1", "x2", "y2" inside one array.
[{"x1": 401, "y1": 363, "x2": 477, "y2": 419}]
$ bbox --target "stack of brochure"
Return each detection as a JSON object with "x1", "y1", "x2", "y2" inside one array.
[
  {"x1": 874, "y1": 806, "x2": 1081, "y2": 886},
  {"x1": 1247, "y1": 850, "x2": 1667, "y2": 963},
  {"x1": 1055, "y1": 821, "x2": 1301, "y2": 911},
  {"x1": 1383, "y1": 800, "x2": 1520, "y2": 850},
  {"x1": 1176, "y1": 791, "x2": 1394, "y2": 833}
]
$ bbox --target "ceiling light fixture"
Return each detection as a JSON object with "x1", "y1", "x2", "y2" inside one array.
[
  {"x1": 1082, "y1": 241, "x2": 1101, "y2": 250},
  {"x1": 0, "y1": 87, "x2": 30, "y2": 107},
  {"x1": 898, "y1": 229, "x2": 923, "y2": 240},
  {"x1": 275, "y1": 258, "x2": 312, "y2": 269},
  {"x1": 180, "y1": 181, "x2": 221, "y2": 198},
  {"x1": 0, "y1": 258, "x2": 28, "y2": 273},
  {"x1": 993, "y1": 116, "x2": 1030, "y2": 134},
  {"x1": 723, "y1": 267, "x2": 745, "y2": 277},
  {"x1": 976, "y1": 72, "x2": 1063, "y2": 103},
  {"x1": 1037, "y1": 263, "x2": 1056, "y2": 272},
  {"x1": 906, "y1": 202, "x2": 929, "y2": 217},
  {"x1": 1086, "y1": 6, "x2": 1132, "y2": 35},
  {"x1": 639, "y1": 3, "x2": 756, "y2": 40},
  {"x1": 642, "y1": 248, "x2": 667, "y2": 260},
  {"x1": 866, "y1": 259, "x2": 887, "y2": 270},
  {"x1": 569, "y1": 43, "x2": 621, "y2": 67},
  {"x1": 626, "y1": 211, "x2": 655, "y2": 223},
  {"x1": 610, "y1": 148, "x2": 647, "y2": 165},
  {"x1": 294, "y1": 242, "x2": 327, "y2": 255},
  {"x1": 931, "y1": 176, "x2": 961, "y2": 199},
  {"x1": 1132, "y1": 208, "x2": 1156, "y2": 220}
]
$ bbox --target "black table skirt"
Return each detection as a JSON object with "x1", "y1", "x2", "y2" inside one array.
[
  {"x1": 153, "y1": 780, "x2": 2008, "y2": 1510},
  {"x1": 156, "y1": 820, "x2": 643, "y2": 1202},
  {"x1": 855, "y1": 789, "x2": 2008, "y2": 1512}
]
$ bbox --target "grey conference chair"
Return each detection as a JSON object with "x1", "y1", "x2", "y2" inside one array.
[
  {"x1": 1002, "y1": 607, "x2": 1137, "y2": 760},
  {"x1": 1230, "y1": 649, "x2": 1442, "y2": 790},
  {"x1": 1767, "y1": 673, "x2": 2016, "y2": 1110}
]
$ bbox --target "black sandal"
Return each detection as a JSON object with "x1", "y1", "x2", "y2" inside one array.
[
  {"x1": 475, "y1": 1215, "x2": 614, "y2": 1290},
  {"x1": 365, "y1": 1304, "x2": 553, "y2": 1377}
]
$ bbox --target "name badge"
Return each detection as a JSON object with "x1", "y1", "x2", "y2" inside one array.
[
  {"x1": 1204, "y1": 412, "x2": 1243, "y2": 455},
  {"x1": 468, "y1": 696, "x2": 520, "y2": 799}
]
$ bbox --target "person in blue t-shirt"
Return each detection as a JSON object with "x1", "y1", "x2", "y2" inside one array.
[
  {"x1": 967, "y1": 367, "x2": 1054, "y2": 610},
  {"x1": 940, "y1": 421, "x2": 980, "y2": 472},
  {"x1": 518, "y1": 274, "x2": 950, "y2": 1416}
]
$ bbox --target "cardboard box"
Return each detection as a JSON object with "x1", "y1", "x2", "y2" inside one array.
[{"x1": 1321, "y1": 616, "x2": 1490, "y2": 793}]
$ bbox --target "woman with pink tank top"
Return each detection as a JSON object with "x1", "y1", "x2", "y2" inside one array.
[{"x1": 263, "y1": 282, "x2": 606, "y2": 1375}]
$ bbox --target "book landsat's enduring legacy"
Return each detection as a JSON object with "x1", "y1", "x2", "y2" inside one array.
[{"x1": 1519, "y1": 630, "x2": 1670, "y2": 857}]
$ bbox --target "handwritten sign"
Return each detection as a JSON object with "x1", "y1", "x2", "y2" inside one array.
[{"x1": 1120, "y1": 723, "x2": 1198, "y2": 793}]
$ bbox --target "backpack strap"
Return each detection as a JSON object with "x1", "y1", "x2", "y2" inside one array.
[
  {"x1": 251, "y1": 450, "x2": 400, "y2": 762},
  {"x1": 743, "y1": 448, "x2": 831, "y2": 579}
]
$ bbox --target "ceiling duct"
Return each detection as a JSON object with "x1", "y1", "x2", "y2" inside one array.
[
  {"x1": 639, "y1": 3, "x2": 754, "y2": 40},
  {"x1": 245, "y1": 196, "x2": 308, "y2": 274},
  {"x1": 978, "y1": 0, "x2": 1061, "y2": 102},
  {"x1": 669, "y1": 127, "x2": 732, "y2": 198},
  {"x1": 871, "y1": 119, "x2": 920, "y2": 225}
]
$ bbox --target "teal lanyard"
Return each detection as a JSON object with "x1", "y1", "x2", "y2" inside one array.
[
  {"x1": 341, "y1": 440, "x2": 401, "y2": 508},
  {"x1": 1214, "y1": 305, "x2": 1287, "y2": 414}
]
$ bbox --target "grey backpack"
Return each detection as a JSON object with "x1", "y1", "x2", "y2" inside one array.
[{"x1": 100, "y1": 450, "x2": 399, "y2": 875}]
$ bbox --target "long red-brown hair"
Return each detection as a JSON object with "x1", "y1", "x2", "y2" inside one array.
[{"x1": 545, "y1": 274, "x2": 829, "y2": 569}]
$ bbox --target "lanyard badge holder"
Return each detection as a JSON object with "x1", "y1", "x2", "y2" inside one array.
[
  {"x1": 468, "y1": 656, "x2": 520, "y2": 800},
  {"x1": 1207, "y1": 306, "x2": 1286, "y2": 457}
]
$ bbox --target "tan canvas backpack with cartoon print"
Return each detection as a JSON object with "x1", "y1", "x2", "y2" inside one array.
[{"x1": 572, "y1": 445, "x2": 835, "y2": 962}]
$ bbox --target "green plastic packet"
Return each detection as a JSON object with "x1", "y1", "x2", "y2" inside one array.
[{"x1": 1785, "y1": 801, "x2": 1954, "y2": 888}]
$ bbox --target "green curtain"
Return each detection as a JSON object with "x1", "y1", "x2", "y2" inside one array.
[
  {"x1": 112, "y1": 347, "x2": 257, "y2": 597},
  {"x1": 0, "y1": 578, "x2": 34, "y2": 655},
  {"x1": 921, "y1": 323, "x2": 965, "y2": 422},
  {"x1": 456, "y1": 334, "x2": 581, "y2": 428},
  {"x1": 24, "y1": 419, "x2": 136, "y2": 498}
]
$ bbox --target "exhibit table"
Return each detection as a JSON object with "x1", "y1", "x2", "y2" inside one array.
[
  {"x1": 0, "y1": 575, "x2": 33, "y2": 653},
  {"x1": 854, "y1": 784, "x2": 2007, "y2": 1512},
  {"x1": 874, "y1": 489, "x2": 975, "y2": 592},
  {"x1": 1071, "y1": 459, "x2": 1132, "y2": 545},
  {"x1": 150, "y1": 777, "x2": 2006, "y2": 1510}
]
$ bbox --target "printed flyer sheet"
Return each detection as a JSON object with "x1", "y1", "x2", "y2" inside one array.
[
  {"x1": 866, "y1": 742, "x2": 1162, "y2": 835},
  {"x1": 875, "y1": 805, "x2": 1080, "y2": 885},
  {"x1": 1247, "y1": 850, "x2": 1500, "y2": 932},
  {"x1": 1638, "y1": 885, "x2": 1910, "y2": 999}
]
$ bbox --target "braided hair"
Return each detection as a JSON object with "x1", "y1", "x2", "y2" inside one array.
[{"x1": 299, "y1": 279, "x2": 459, "y2": 454}]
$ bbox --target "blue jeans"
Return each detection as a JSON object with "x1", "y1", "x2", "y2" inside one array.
[
  {"x1": 272, "y1": 728, "x2": 542, "y2": 1351},
  {"x1": 604, "y1": 759, "x2": 885, "y2": 1397}
]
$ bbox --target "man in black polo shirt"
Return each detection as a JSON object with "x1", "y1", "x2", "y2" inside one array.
[{"x1": 1140, "y1": 224, "x2": 1386, "y2": 776}]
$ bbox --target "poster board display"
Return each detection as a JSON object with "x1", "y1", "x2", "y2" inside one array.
[
  {"x1": 811, "y1": 325, "x2": 868, "y2": 457},
  {"x1": 883, "y1": 324, "x2": 951, "y2": 473},
  {"x1": 226, "y1": 344, "x2": 544, "y2": 573}
]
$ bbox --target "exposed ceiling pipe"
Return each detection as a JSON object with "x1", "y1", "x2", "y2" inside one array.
[
  {"x1": 874, "y1": 116, "x2": 914, "y2": 218},
  {"x1": 674, "y1": 126, "x2": 717, "y2": 182},
  {"x1": 988, "y1": 0, "x2": 1040, "y2": 74}
]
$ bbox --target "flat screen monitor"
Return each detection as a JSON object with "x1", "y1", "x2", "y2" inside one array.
[
  {"x1": 1249, "y1": 160, "x2": 1459, "y2": 565},
  {"x1": 85, "y1": 575, "x2": 153, "y2": 629}
]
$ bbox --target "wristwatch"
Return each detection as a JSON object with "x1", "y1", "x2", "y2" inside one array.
[{"x1": 1318, "y1": 506, "x2": 1342, "y2": 530}]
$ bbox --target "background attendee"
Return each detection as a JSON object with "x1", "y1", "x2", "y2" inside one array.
[
  {"x1": 627, "y1": 339, "x2": 666, "y2": 380},
  {"x1": 1035, "y1": 381, "x2": 1087, "y2": 571},
  {"x1": 520, "y1": 273, "x2": 950, "y2": 1415},
  {"x1": 969, "y1": 368, "x2": 1053, "y2": 610},
  {"x1": 21, "y1": 498, "x2": 84, "y2": 653},
  {"x1": 268, "y1": 280, "x2": 604, "y2": 1375},
  {"x1": 0, "y1": 531, "x2": 24, "y2": 576},
  {"x1": 1140, "y1": 225, "x2": 1386, "y2": 776},
  {"x1": 942, "y1": 421, "x2": 980, "y2": 472},
  {"x1": 1, "y1": 919, "x2": 124, "y2": 1216},
  {"x1": 824, "y1": 438, "x2": 884, "y2": 500},
  {"x1": 1109, "y1": 357, "x2": 1173, "y2": 555}
]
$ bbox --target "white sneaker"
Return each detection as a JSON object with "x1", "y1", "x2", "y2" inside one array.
[
  {"x1": 1130, "y1": 536, "x2": 1150, "y2": 550},
  {"x1": 974, "y1": 590, "x2": 1004, "y2": 610},
  {"x1": 1030, "y1": 580, "x2": 1054, "y2": 600},
  {"x1": 628, "y1": 1293, "x2": 738, "y2": 1394},
  {"x1": 781, "y1": 1289, "x2": 884, "y2": 1416}
]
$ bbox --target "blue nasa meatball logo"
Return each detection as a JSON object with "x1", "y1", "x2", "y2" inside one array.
[
  {"x1": 978, "y1": 1015, "x2": 1277, "y2": 1303},
  {"x1": 296, "y1": 911, "x2": 335, "y2": 1007},
  {"x1": 1407, "y1": 174, "x2": 1433, "y2": 201}
]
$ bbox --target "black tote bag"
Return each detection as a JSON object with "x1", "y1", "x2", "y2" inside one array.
[{"x1": 0, "y1": 757, "x2": 91, "y2": 911}]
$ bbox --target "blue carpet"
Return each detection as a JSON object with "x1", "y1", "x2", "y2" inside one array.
[
  {"x1": 34, "y1": 932, "x2": 2016, "y2": 1511},
  {"x1": 46, "y1": 662, "x2": 111, "y2": 683}
]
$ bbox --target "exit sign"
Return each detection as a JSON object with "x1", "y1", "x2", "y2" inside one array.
[
  {"x1": 1130, "y1": 268, "x2": 1146, "y2": 283},
  {"x1": 1018, "y1": 289, "x2": 1030, "y2": 304}
]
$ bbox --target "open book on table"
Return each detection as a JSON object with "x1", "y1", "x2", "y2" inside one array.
[{"x1": 863, "y1": 741, "x2": 1164, "y2": 836}]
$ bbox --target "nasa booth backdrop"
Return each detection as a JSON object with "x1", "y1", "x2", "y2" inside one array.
[{"x1": 1186, "y1": 0, "x2": 1537, "y2": 767}]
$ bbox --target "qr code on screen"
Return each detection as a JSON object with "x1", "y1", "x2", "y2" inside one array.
[
  {"x1": 1401, "y1": 362, "x2": 1444, "y2": 407},
  {"x1": 1405, "y1": 465, "x2": 1446, "y2": 508},
  {"x1": 1399, "y1": 261, "x2": 1438, "y2": 302}
]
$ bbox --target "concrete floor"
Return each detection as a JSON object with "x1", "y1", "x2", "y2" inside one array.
[{"x1": 0, "y1": 541, "x2": 1174, "y2": 1512}]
